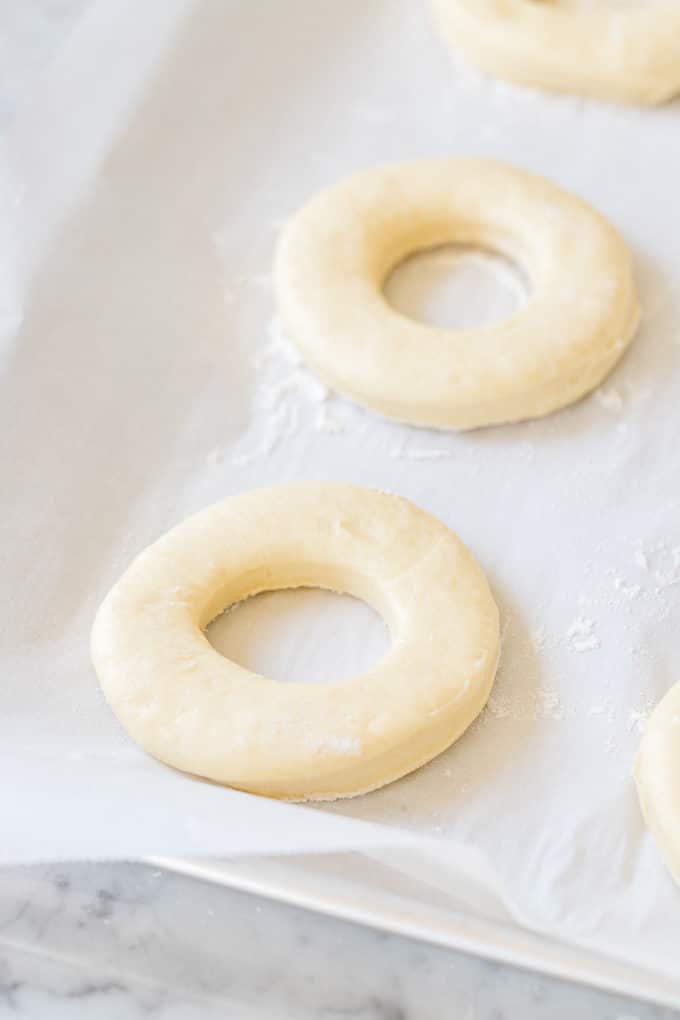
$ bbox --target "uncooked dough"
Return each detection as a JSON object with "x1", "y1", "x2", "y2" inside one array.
[
  {"x1": 275, "y1": 159, "x2": 640, "y2": 430},
  {"x1": 635, "y1": 685, "x2": 680, "y2": 886},
  {"x1": 91, "y1": 482, "x2": 500, "y2": 801},
  {"x1": 430, "y1": 0, "x2": 680, "y2": 105}
]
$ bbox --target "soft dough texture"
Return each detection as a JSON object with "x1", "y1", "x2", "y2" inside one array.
[
  {"x1": 275, "y1": 159, "x2": 640, "y2": 430},
  {"x1": 635, "y1": 684, "x2": 680, "y2": 886},
  {"x1": 91, "y1": 483, "x2": 500, "y2": 802},
  {"x1": 430, "y1": 0, "x2": 680, "y2": 105}
]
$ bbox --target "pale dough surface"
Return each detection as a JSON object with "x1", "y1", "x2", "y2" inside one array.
[
  {"x1": 91, "y1": 482, "x2": 500, "y2": 802},
  {"x1": 275, "y1": 159, "x2": 640, "y2": 430},
  {"x1": 635, "y1": 684, "x2": 680, "y2": 886},
  {"x1": 430, "y1": 0, "x2": 680, "y2": 105}
]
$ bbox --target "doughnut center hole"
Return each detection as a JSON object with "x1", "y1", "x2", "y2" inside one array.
[
  {"x1": 384, "y1": 244, "x2": 529, "y2": 329},
  {"x1": 206, "y1": 588, "x2": 390, "y2": 684}
]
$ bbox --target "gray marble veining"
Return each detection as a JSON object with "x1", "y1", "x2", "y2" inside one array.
[{"x1": 0, "y1": 862, "x2": 676, "y2": 1020}]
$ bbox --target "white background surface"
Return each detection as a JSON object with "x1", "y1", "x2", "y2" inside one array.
[{"x1": 2, "y1": 0, "x2": 680, "y2": 993}]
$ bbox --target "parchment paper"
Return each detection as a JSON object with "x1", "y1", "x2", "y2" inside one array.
[{"x1": 2, "y1": 0, "x2": 679, "y2": 988}]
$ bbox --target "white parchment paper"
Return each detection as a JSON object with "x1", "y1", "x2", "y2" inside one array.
[{"x1": 2, "y1": 0, "x2": 679, "y2": 988}]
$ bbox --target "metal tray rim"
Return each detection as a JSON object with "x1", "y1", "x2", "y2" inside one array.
[{"x1": 149, "y1": 852, "x2": 680, "y2": 1013}]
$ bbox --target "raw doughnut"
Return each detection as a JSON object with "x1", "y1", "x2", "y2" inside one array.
[
  {"x1": 275, "y1": 159, "x2": 640, "y2": 430},
  {"x1": 635, "y1": 685, "x2": 680, "y2": 885},
  {"x1": 430, "y1": 0, "x2": 680, "y2": 105},
  {"x1": 91, "y1": 482, "x2": 500, "y2": 802}
]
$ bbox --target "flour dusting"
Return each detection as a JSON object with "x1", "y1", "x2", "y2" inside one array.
[
  {"x1": 595, "y1": 386, "x2": 624, "y2": 412},
  {"x1": 305, "y1": 734, "x2": 362, "y2": 756},
  {"x1": 567, "y1": 616, "x2": 600, "y2": 653},
  {"x1": 228, "y1": 316, "x2": 349, "y2": 466}
]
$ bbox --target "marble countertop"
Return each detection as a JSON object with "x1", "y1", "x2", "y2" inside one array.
[{"x1": 0, "y1": 860, "x2": 676, "y2": 1020}]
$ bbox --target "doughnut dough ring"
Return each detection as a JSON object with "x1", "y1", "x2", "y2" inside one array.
[
  {"x1": 430, "y1": 1, "x2": 680, "y2": 106},
  {"x1": 275, "y1": 159, "x2": 640, "y2": 430},
  {"x1": 91, "y1": 482, "x2": 500, "y2": 802},
  {"x1": 635, "y1": 684, "x2": 680, "y2": 885}
]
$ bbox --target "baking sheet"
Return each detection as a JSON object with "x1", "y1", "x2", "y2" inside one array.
[
  {"x1": 2, "y1": 0, "x2": 680, "y2": 992},
  {"x1": 156, "y1": 853, "x2": 680, "y2": 1010}
]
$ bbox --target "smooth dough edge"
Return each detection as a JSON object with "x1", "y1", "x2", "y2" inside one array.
[
  {"x1": 91, "y1": 482, "x2": 500, "y2": 802},
  {"x1": 429, "y1": 0, "x2": 680, "y2": 105},
  {"x1": 634, "y1": 685, "x2": 680, "y2": 885}
]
